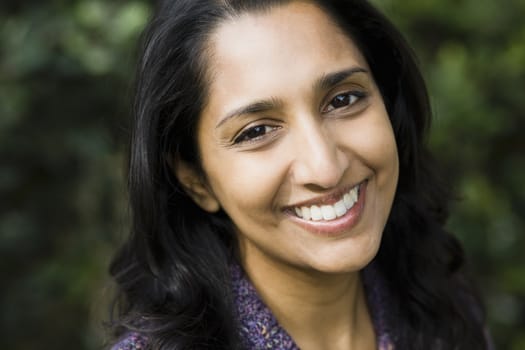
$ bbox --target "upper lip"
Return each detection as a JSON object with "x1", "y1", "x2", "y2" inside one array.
[{"x1": 285, "y1": 181, "x2": 364, "y2": 209}]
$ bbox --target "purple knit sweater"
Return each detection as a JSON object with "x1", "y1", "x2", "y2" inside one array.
[{"x1": 112, "y1": 262, "x2": 394, "y2": 350}]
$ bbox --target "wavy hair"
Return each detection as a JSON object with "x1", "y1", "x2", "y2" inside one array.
[{"x1": 109, "y1": 0, "x2": 489, "y2": 349}]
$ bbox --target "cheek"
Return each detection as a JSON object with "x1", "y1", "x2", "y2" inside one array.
[
  {"x1": 202, "y1": 145, "x2": 289, "y2": 215},
  {"x1": 371, "y1": 123, "x2": 398, "y2": 174},
  {"x1": 338, "y1": 111, "x2": 398, "y2": 176}
]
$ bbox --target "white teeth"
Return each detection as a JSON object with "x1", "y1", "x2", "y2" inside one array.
[
  {"x1": 293, "y1": 184, "x2": 360, "y2": 222},
  {"x1": 343, "y1": 193, "x2": 353, "y2": 209},
  {"x1": 334, "y1": 200, "x2": 347, "y2": 217},
  {"x1": 321, "y1": 205, "x2": 336, "y2": 220},
  {"x1": 301, "y1": 206, "x2": 311, "y2": 220},
  {"x1": 310, "y1": 205, "x2": 323, "y2": 221},
  {"x1": 350, "y1": 187, "x2": 358, "y2": 202}
]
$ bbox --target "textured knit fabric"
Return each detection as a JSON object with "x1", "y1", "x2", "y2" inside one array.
[
  {"x1": 112, "y1": 331, "x2": 147, "y2": 350},
  {"x1": 111, "y1": 261, "x2": 394, "y2": 350},
  {"x1": 231, "y1": 261, "x2": 394, "y2": 350}
]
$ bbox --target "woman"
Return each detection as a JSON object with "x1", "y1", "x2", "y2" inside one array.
[{"x1": 109, "y1": 0, "x2": 491, "y2": 349}]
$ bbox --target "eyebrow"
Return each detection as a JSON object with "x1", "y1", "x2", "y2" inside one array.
[
  {"x1": 216, "y1": 97, "x2": 283, "y2": 129},
  {"x1": 315, "y1": 66, "x2": 368, "y2": 92},
  {"x1": 215, "y1": 66, "x2": 368, "y2": 128}
]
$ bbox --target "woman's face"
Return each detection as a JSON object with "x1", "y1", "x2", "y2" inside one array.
[{"x1": 182, "y1": 2, "x2": 399, "y2": 274}]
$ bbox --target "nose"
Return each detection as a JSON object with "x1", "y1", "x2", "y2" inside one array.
[{"x1": 290, "y1": 119, "x2": 349, "y2": 189}]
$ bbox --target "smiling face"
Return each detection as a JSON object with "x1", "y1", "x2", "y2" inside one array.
[{"x1": 176, "y1": 2, "x2": 399, "y2": 275}]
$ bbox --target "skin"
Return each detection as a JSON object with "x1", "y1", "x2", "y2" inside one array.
[{"x1": 175, "y1": 2, "x2": 399, "y2": 349}]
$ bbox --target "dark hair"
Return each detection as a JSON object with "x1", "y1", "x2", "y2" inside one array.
[{"x1": 109, "y1": 0, "x2": 489, "y2": 349}]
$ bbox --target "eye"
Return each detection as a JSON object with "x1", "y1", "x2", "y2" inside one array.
[
  {"x1": 323, "y1": 91, "x2": 367, "y2": 113},
  {"x1": 233, "y1": 124, "x2": 279, "y2": 144}
]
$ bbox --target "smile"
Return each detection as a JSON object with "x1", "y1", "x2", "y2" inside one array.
[
  {"x1": 293, "y1": 184, "x2": 360, "y2": 222},
  {"x1": 285, "y1": 181, "x2": 368, "y2": 236}
]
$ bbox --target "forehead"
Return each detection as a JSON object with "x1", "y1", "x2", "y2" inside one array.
[{"x1": 202, "y1": 1, "x2": 369, "y2": 116}]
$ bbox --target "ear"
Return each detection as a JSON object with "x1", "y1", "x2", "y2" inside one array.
[{"x1": 173, "y1": 159, "x2": 220, "y2": 213}]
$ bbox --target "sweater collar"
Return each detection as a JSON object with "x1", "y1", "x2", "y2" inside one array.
[{"x1": 230, "y1": 261, "x2": 394, "y2": 349}]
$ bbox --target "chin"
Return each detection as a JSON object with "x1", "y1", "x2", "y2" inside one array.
[{"x1": 303, "y1": 240, "x2": 380, "y2": 275}]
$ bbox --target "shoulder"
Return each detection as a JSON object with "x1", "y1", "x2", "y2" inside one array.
[{"x1": 111, "y1": 332, "x2": 148, "y2": 350}]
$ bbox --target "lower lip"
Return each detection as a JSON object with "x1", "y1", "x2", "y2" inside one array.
[{"x1": 286, "y1": 181, "x2": 367, "y2": 236}]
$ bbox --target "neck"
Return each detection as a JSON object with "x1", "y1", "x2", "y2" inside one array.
[{"x1": 240, "y1": 250, "x2": 376, "y2": 350}]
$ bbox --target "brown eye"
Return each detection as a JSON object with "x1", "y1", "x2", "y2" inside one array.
[
  {"x1": 333, "y1": 94, "x2": 354, "y2": 108},
  {"x1": 234, "y1": 125, "x2": 278, "y2": 144},
  {"x1": 325, "y1": 91, "x2": 367, "y2": 113}
]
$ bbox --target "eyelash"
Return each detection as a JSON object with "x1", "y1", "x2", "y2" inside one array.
[
  {"x1": 233, "y1": 124, "x2": 280, "y2": 145},
  {"x1": 323, "y1": 90, "x2": 367, "y2": 113},
  {"x1": 232, "y1": 90, "x2": 368, "y2": 145}
]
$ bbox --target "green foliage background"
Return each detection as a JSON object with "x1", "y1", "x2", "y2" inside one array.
[{"x1": 1, "y1": 0, "x2": 523, "y2": 348}]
